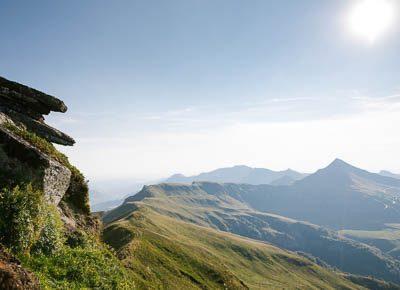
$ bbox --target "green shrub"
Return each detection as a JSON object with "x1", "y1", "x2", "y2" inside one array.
[
  {"x1": 21, "y1": 244, "x2": 136, "y2": 289},
  {"x1": 0, "y1": 184, "x2": 65, "y2": 256},
  {"x1": 31, "y1": 203, "x2": 65, "y2": 255},
  {"x1": 0, "y1": 184, "x2": 45, "y2": 254},
  {"x1": 63, "y1": 168, "x2": 91, "y2": 215},
  {"x1": 65, "y1": 229, "x2": 90, "y2": 248}
]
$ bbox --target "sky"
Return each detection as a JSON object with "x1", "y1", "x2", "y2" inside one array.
[{"x1": 1, "y1": 0, "x2": 400, "y2": 183}]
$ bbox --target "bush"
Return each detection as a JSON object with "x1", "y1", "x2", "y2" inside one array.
[
  {"x1": 65, "y1": 230, "x2": 90, "y2": 248},
  {"x1": 31, "y1": 204, "x2": 65, "y2": 255},
  {"x1": 63, "y1": 169, "x2": 91, "y2": 215},
  {"x1": 21, "y1": 244, "x2": 136, "y2": 289},
  {"x1": 0, "y1": 184, "x2": 45, "y2": 254},
  {"x1": 0, "y1": 184, "x2": 65, "y2": 256}
]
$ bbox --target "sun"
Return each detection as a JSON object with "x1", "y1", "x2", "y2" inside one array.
[{"x1": 349, "y1": 0, "x2": 395, "y2": 43}]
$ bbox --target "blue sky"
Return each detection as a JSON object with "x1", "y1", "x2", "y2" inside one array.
[{"x1": 1, "y1": 0, "x2": 400, "y2": 181}]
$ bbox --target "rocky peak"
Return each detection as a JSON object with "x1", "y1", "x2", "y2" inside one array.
[
  {"x1": 323, "y1": 158, "x2": 367, "y2": 175},
  {"x1": 328, "y1": 158, "x2": 351, "y2": 168}
]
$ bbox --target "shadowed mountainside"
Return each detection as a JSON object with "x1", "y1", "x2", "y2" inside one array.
[{"x1": 225, "y1": 159, "x2": 400, "y2": 230}]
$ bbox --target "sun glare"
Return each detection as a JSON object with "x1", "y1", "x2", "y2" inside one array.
[{"x1": 349, "y1": 0, "x2": 395, "y2": 43}]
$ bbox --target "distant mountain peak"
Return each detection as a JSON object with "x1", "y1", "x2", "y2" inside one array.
[
  {"x1": 330, "y1": 158, "x2": 350, "y2": 166},
  {"x1": 325, "y1": 158, "x2": 356, "y2": 171},
  {"x1": 232, "y1": 165, "x2": 251, "y2": 169},
  {"x1": 169, "y1": 173, "x2": 186, "y2": 179}
]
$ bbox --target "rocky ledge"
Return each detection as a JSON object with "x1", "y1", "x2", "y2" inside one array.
[{"x1": 0, "y1": 76, "x2": 75, "y2": 146}]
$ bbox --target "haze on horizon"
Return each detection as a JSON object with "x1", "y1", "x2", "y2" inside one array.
[{"x1": 1, "y1": 0, "x2": 399, "y2": 182}]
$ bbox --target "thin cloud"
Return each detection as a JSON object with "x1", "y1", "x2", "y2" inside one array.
[{"x1": 353, "y1": 93, "x2": 400, "y2": 111}]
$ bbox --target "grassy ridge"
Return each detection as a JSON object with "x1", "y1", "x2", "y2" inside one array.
[
  {"x1": 104, "y1": 183, "x2": 400, "y2": 286},
  {"x1": 103, "y1": 208, "x2": 362, "y2": 289}
]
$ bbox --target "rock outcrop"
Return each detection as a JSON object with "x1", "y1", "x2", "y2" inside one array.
[
  {"x1": 0, "y1": 123, "x2": 71, "y2": 206},
  {"x1": 0, "y1": 76, "x2": 100, "y2": 288},
  {"x1": 0, "y1": 76, "x2": 90, "y2": 221},
  {"x1": 0, "y1": 76, "x2": 75, "y2": 146}
]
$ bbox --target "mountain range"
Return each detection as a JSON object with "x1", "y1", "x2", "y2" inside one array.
[
  {"x1": 93, "y1": 162, "x2": 399, "y2": 213},
  {"x1": 100, "y1": 158, "x2": 400, "y2": 287},
  {"x1": 223, "y1": 159, "x2": 400, "y2": 230},
  {"x1": 92, "y1": 165, "x2": 308, "y2": 211},
  {"x1": 166, "y1": 165, "x2": 308, "y2": 185}
]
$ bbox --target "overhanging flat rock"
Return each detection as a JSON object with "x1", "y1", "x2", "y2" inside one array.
[
  {"x1": 0, "y1": 76, "x2": 67, "y2": 113},
  {"x1": 0, "y1": 76, "x2": 74, "y2": 146}
]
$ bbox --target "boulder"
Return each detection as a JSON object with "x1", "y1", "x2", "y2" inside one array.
[{"x1": 0, "y1": 122, "x2": 71, "y2": 206}]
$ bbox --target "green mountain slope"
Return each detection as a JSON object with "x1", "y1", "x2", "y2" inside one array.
[
  {"x1": 340, "y1": 224, "x2": 400, "y2": 260},
  {"x1": 104, "y1": 182, "x2": 400, "y2": 285},
  {"x1": 103, "y1": 208, "x2": 363, "y2": 289}
]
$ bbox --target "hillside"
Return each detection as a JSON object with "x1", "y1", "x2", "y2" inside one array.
[
  {"x1": 166, "y1": 165, "x2": 307, "y2": 185},
  {"x1": 104, "y1": 182, "x2": 400, "y2": 284},
  {"x1": 340, "y1": 224, "x2": 400, "y2": 260},
  {"x1": 103, "y1": 207, "x2": 364, "y2": 289}
]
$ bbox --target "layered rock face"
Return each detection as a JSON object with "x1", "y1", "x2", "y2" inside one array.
[
  {"x1": 0, "y1": 76, "x2": 74, "y2": 146},
  {"x1": 0, "y1": 76, "x2": 75, "y2": 207},
  {"x1": 0, "y1": 76, "x2": 90, "y2": 224}
]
